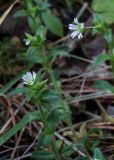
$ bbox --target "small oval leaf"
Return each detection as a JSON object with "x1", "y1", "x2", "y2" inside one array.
[
  {"x1": 42, "y1": 10, "x2": 64, "y2": 37},
  {"x1": 93, "y1": 148, "x2": 105, "y2": 160},
  {"x1": 93, "y1": 80, "x2": 114, "y2": 93}
]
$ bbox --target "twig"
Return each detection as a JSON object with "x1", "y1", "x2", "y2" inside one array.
[
  {"x1": 77, "y1": 2, "x2": 88, "y2": 18},
  {"x1": 95, "y1": 99, "x2": 108, "y2": 115},
  {"x1": 8, "y1": 153, "x2": 32, "y2": 160},
  {"x1": 22, "y1": 123, "x2": 43, "y2": 156},
  {"x1": 11, "y1": 128, "x2": 25, "y2": 159},
  {"x1": 0, "y1": 145, "x2": 28, "y2": 155},
  {"x1": 55, "y1": 132, "x2": 87, "y2": 157},
  {"x1": 69, "y1": 91, "x2": 113, "y2": 104},
  {"x1": 58, "y1": 117, "x2": 100, "y2": 133},
  {"x1": 0, "y1": 109, "x2": 19, "y2": 135},
  {"x1": 70, "y1": 54, "x2": 93, "y2": 63},
  {"x1": 62, "y1": 66, "x2": 111, "y2": 83},
  {"x1": 55, "y1": 132, "x2": 93, "y2": 160}
]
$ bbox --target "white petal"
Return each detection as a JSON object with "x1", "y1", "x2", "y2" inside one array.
[
  {"x1": 22, "y1": 71, "x2": 36, "y2": 85},
  {"x1": 23, "y1": 81, "x2": 28, "y2": 84},
  {"x1": 33, "y1": 71, "x2": 36, "y2": 80},
  {"x1": 25, "y1": 40, "x2": 30, "y2": 46},
  {"x1": 74, "y1": 18, "x2": 78, "y2": 24},
  {"x1": 69, "y1": 24, "x2": 74, "y2": 27},
  {"x1": 68, "y1": 24, "x2": 76, "y2": 30},
  {"x1": 78, "y1": 33, "x2": 83, "y2": 39},
  {"x1": 28, "y1": 72, "x2": 32, "y2": 77},
  {"x1": 71, "y1": 31, "x2": 79, "y2": 39}
]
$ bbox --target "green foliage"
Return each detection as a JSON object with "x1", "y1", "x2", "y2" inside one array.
[
  {"x1": 42, "y1": 10, "x2": 64, "y2": 37},
  {"x1": 22, "y1": 47, "x2": 43, "y2": 64},
  {"x1": 0, "y1": 112, "x2": 40, "y2": 146},
  {"x1": 82, "y1": 128, "x2": 101, "y2": 152},
  {"x1": 60, "y1": 144, "x2": 75, "y2": 158},
  {"x1": 14, "y1": 9, "x2": 29, "y2": 17},
  {"x1": 47, "y1": 45, "x2": 68, "y2": 64},
  {"x1": 25, "y1": 26, "x2": 46, "y2": 46},
  {"x1": 33, "y1": 0, "x2": 50, "y2": 11},
  {"x1": 93, "y1": 80, "x2": 114, "y2": 93},
  {"x1": 11, "y1": 86, "x2": 35, "y2": 101},
  {"x1": 80, "y1": 157, "x2": 88, "y2": 160},
  {"x1": 2, "y1": 0, "x2": 112, "y2": 159},
  {"x1": 103, "y1": 28, "x2": 113, "y2": 45},
  {"x1": 93, "y1": 148, "x2": 105, "y2": 160},
  {"x1": 0, "y1": 72, "x2": 23, "y2": 94},
  {"x1": 12, "y1": 74, "x2": 48, "y2": 102},
  {"x1": 92, "y1": 0, "x2": 114, "y2": 23},
  {"x1": 92, "y1": 52, "x2": 109, "y2": 68},
  {"x1": 32, "y1": 151, "x2": 55, "y2": 160},
  {"x1": 15, "y1": 0, "x2": 64, "y2": 37},
  {"x1": 36, "y1": 132, "x2": 54, "y2": 149}
]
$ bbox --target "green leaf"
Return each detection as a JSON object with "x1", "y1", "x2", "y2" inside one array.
[
  {"x1": 33, "y1": 0, "x2": 50, "y2": 10},
  {"x1": 36, "y1": 25, "x2": 46, "y2": 41},
  {"x1": 11, "y1": 87, "x2": 35, "y2": 101},
  {"x1": 0, "y1": 72, "x2": 24, "y2": 94},
  {"x1": 28, "y1": 16, "x2": 36, "y2": 32},
  {"x1": 42, "y1": 89, "x2": 59, "y2": 101},
  {"x1": 0, "y1": 112, "x2": 40, "y2": 146},
  {"x1": 52, "y1": 49, "x2": 68, "y2": 57},
  {"x1": 92, "y1": 52, "x2": 109, "y2": 68},
  {"x1": 14, "y1": 10, "x2": 28, "y2": 17},
  {"x1": 47, "y1": 111, "x2": 61, "y2": 131},
  {"x1": 41, "y1": 10, "x2": 64, "y2": 37},
  {"x1": 32, "y1": 151, "x2": 55, "y2": 160},
  {"x1": 93, "y1": 80, "x2": 114, "y2": 93},
  {"x1": 37, "y1": 133, "x2": 54, "y2": 148},
  {"x1": 11, "y1": 87, "x2": 30, "y2": 95},
  {"x1": 93, "y1": 148, "x2": 105, "y2": 160},
  {"x1": 103, "y1": 28, "x2": 113, "y2": 44},
  {"x1": 61, "y1": 145, "x2": 75, "y2": 157},
  {"x1": 80, "y1": 157, "x2": 89, "y2": 160},
  {"x1": 22, "y1": 47, "x2": 43, "y2": 64},
  {"x1": 47, "y1": 45, "x2": 68, "y2": 63},
  {"x1": 92, "y1": 0, "x2": 114, "y2": 23}
]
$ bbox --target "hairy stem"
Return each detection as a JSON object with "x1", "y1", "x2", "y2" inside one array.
[
  {"x1": 38, "y1": 104, "x2": 61, "y2": 160},
  {"x1": 47, "y1": 65, "x2": 78, "y2": 140}
]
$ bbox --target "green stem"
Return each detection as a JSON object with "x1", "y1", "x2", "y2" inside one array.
[
  {"x1": 109, "y1": 41, "x2": 114, "y2": 77},
  {"x1": 111, "y1": 60, "x2": 114, "y2": 77},
  {"x1": 47, "y1": 66, "x2": 78, "y2": 140},
  {"x1": 38, "y1": 104, "x2": 61, "y2": 160},
  {"x1": 51, "y1": 141, "x2": 61, "y2": 160},
  {"x1": 38, "y1": 104, "x2": 49, "y2": 129}
]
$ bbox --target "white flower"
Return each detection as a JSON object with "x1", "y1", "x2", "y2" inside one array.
[
  {"x1": 68, "y1": 17, "x2": 84, "y2": 39},
  {"x1": 25, "y1": 39, "x2": 30, "y2": 46},
  {"x1": 22, "y1": 71, "x2": 36, "y2": 86},
  {"x1": 24, "y1": 33, "x2": 31, "y2": 46}
]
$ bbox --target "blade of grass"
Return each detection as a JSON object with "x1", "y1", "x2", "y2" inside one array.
[
  {"x1": 0, "y1": 73, "x2": 23, "y2": 94},
  {"x1": 0, "y1": 65, "x2": 33, "y2": 94},
  {"x1": 0, "y1": 111, "x2": 40, "y2": 146},
  {"x1": 0, "y1": 0, "x2": 19, "y2": 25}
]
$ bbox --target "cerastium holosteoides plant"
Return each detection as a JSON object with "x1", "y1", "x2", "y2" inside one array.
[
  {"x1": 0, "y1": 0, "x2": 78, "y2": 160},
  {"x1": 91, "y1": 0, "x2": 114, "y2": 97},
  {"x1": 0, "y1": 0, "x2": 108, "y2": 159}
]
